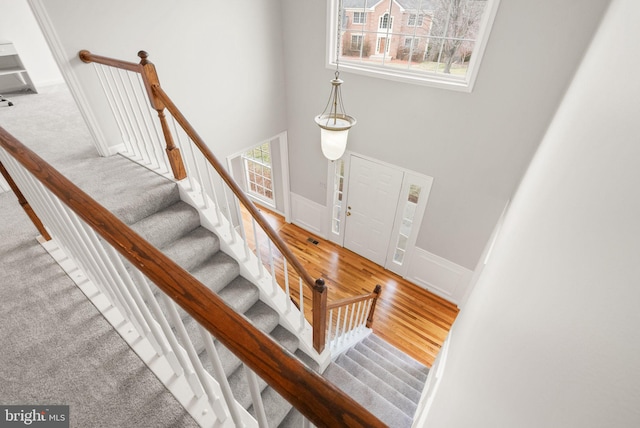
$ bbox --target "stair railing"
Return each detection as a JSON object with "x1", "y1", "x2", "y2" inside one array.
[
  {"x1": 0, "y1": 127, "x2": 385, "y2": 427},
  {"x1": 0, "y1": 160, "x2": 51, "y2": 241},
  {"x1": 78, "y1": 49, "x2": 381, "y2": 356},
  {"x1": 327, "y1": 285, "x2": 382, "y2": 354}
]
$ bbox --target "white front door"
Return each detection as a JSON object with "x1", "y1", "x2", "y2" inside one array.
[{"x1": 343, "y1": 156, "x2": 404, "y2": 266}]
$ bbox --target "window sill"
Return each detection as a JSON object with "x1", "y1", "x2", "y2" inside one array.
[{"x1": 328, "y1": 60, "x2": 476, "y2": 92}]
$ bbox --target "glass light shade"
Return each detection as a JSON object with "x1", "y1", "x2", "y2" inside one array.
[
  {"x1": 315, "y1": 113, "x2": 356, "y2": 160},
  {"x1": 320, "y1": 127, "x2": 350, "y2": 160}
]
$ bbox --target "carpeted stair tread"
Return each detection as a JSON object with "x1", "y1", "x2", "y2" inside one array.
[
  {"x1": 336, "y1": 353, "x2": 418, "y2": 416},
  {"x1": 191, "y1": 251, "x2": 240, "y2": 293},
  {"x1": 161, "y1": 226, "x2": 220, "y2": 272},
  {"x1": 353, "y1": 342, "x2": 425, "y2": 391},
  {"x1": 279, "y1": 407, "x2": 304, "y2": 428},
  {"x1": 366, "y1": 335, "x2": 429, "y2": 377},
  {"x1": 324, "y1": 362, "x2": 413, "y2": 428},
  {"x1": 270, "y1": 325, "x2": 299, "y2": 355},
  {"x1": 217, "y1": 277, "x2": 260, "y2": 314},
  {"x1": 130, "y1": 201, "x2": 201, "y2": 250},
  {"x1": 248, "y1": 384, "x2": 292, "y2": 428},
  {"x1": 244, "y1": 301, "x2": 280, "y2": 335},
  {"x1": 345, "y1": 347, "x2": 422, "y2": 402},
  {"x1": 66, "y1": 154, "x2": 182, "y2": 226}
]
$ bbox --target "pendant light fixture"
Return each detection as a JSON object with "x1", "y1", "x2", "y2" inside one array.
[{"x1": 315, "y1": 0, "x2": 356, "y2": 161}]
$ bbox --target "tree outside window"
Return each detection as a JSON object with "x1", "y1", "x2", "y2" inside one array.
[{"x1": 335, "y1": 0, "x2": 498, "y2": 89}]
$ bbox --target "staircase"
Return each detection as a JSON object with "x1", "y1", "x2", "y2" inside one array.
[
  {"x1": 326, "y1": 335, "x2": 429, "y2": 428},
  {"x1": 95, "y1": 154, "x2": 429, "y2": 426},
  {"x1": 104, "y1": 162, "x2": 303, "y2": 425}
]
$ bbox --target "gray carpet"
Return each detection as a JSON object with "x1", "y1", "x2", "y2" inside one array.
[
  {"x1": 324, "y1": 334, "x2": 429, "y2": 428},
  {"x1": 0, "y1": 86, "x2": 198, "y2": 427},
  {"x1": 1, "y1": 85, "x2": 302, "y2": 426}
]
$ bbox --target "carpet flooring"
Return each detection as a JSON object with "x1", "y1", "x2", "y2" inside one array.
[{"x1": 0, "y1": 86, "x2": 198, "y2": 427}]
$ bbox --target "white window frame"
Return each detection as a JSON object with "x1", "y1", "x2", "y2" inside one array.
[
  {"x1": 404, "y1": 37, "x2": 416, "y2": 50},
  {"x1": 351, "y1": 34, "x2": 363, "y2": 50},
  {"x1": 353, "y1": 11, "x2": 366, "y2": 24},
  {"x1": 408, "y1": 13, "x2": 424, "y2": 27},
  {"x1": 327, "y1": 0, "x2": 502, "y2": 92},
  {"x1": 378, "y1": 12, "x2": 393, "y2": 31},
  {"x1": 241, "y1": 143, "x2": 276, "y2": 207}
]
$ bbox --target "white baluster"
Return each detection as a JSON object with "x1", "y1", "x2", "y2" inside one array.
[
  {"x1": 252, "y1": 218, "x2": 264, "y2": 277},
  {"x1": 267, "y1": 239, "x2": 278, "y2": 296},
  {"x1": 245, "y1": 367, "x2": 268, "y2": 428},
  {"x1": 197, "y1": 325, "x2": 245, "y2": 428},
  {"x1": 299, "y1": 278, "x2": 305, "y2": 331},
  {"x1": 284, "y1": 259, "x2": 291, "y2": 312}
]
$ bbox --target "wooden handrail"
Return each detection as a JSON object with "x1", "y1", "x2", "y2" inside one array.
[
  {"x1": 79, "y1": 50, "x2": 141, "y2": 72},
  {"x1": 0, "y1": 160, "x2": 51, "y2": 241},
  {"x1": 328, "y1": 285, "x2": 382, "y2": 310},
  {"x1": 328, "y1": 285, "x2": 382, "y2": 330},
  {"x1": 0, "y1": 127, "x2": 384, "y2": 427}
]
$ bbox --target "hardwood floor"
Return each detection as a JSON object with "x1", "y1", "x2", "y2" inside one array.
[{"x1": 241, "y1": 204, "x2": 459, "y2": 367}]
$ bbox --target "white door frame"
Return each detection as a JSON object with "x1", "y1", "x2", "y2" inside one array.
[{"x1": 326, "y1": 151, "x2": 433, "y2": 277}]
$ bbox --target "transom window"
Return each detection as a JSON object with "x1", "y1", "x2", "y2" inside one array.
[
  {"x1": 333, "y1": 0, "x2": 501, "y2": 91},
  {"x1": 242, "y1": 142, "x2": 274, "y2": 206}
]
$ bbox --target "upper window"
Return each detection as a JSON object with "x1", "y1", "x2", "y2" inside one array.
[
  {"x1": 353, "y1": 11, "x2": 367, "y2": 24},
  {"x1": 408, "y1": 13, "x2": 424, "y2": 26},
  {"x1": 378, "y1": 13, "x2": 393, "y2": 29},
  {"x1": 332, "y1": 0, "x2": 501, "y2": 91}
]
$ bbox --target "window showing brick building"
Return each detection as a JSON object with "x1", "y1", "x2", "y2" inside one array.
[{"x1": 337, "y1": 0, "x2": 492, "y2": 87}]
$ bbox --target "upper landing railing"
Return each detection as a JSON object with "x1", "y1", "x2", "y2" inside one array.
[{"x1": 77, "y1": 49, "x2": 382, "y2": 355}]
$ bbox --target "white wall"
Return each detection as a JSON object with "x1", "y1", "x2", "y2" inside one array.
[
  {"x1": 0, "y1": 0, "x2": 63, "y2": 88},
  {"x1": 33, "y1": 0, "x2": 288, "y2": 158},
  {"x1": 280, "y1": 0, "x2": 609, "y2": 271},
  {"x1": 421, "y1": 0, "x2": 640, "y2": 425}
]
